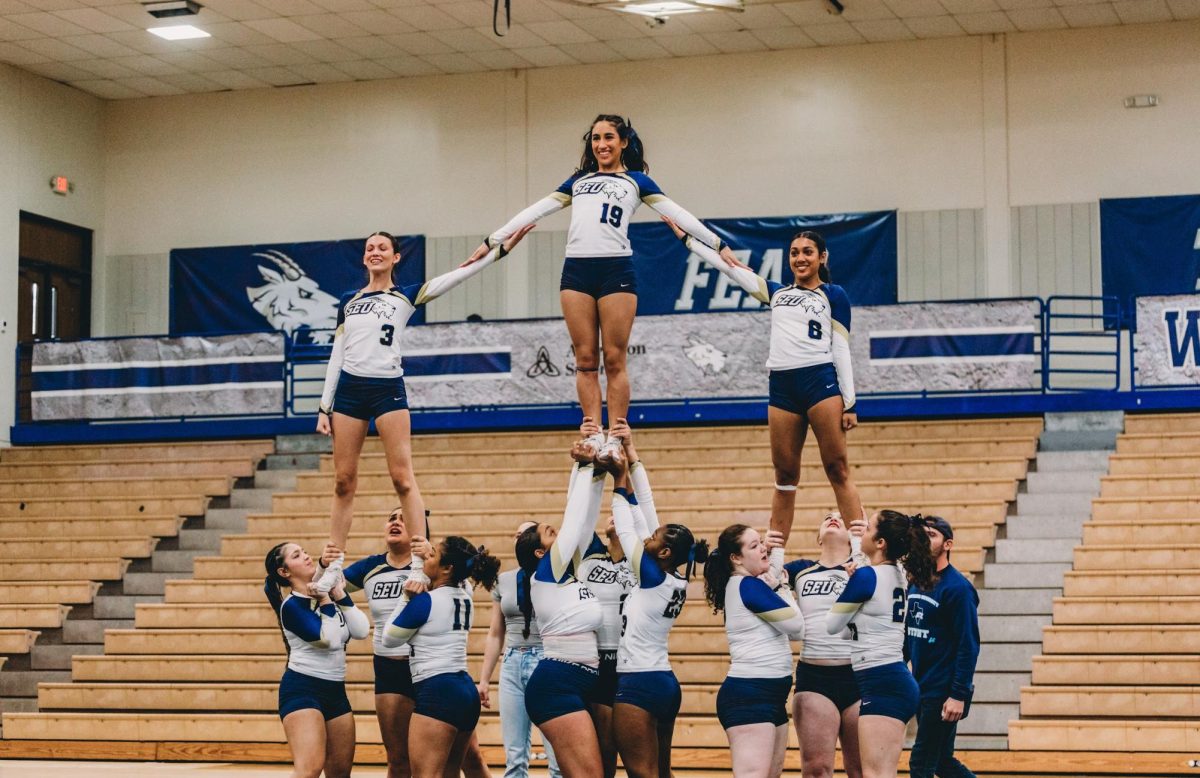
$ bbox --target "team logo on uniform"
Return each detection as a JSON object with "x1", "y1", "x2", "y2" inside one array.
[
  {"x1": 600, "y1": 181, "x2": 628, "y2": 201},
  {"x1": 345, "y1": 298, "x2": 397, "y2": 321},
  {"x1": 775, "y1": 293, "x2": 826, "y2": 315},
  {"x1": 684, "y1": 337, "x2": 727, "y2": 374},
  {"x1": 800, "y1": 577, "x2": 846, "y2": 597},
  {"x1": 246, "y1": 250, "x2": 339, "y2": 344},
  {"x1": 371, "y1": 579, "x2": 405, "y2": 599},
  {"x1": 586, "y1": 566, "x2": 620, "y2": 585}
]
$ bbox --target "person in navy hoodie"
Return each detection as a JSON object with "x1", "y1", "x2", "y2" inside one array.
[{"x1": 904, "y1": 516, "x2": 980, "y2": 778}]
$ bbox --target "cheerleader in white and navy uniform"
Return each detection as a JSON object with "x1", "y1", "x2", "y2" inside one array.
[
  {"x1": 663, "y1": 218, "x2": 864, "y2": 553},
  {"x1": 382, "y1": 536, "x2": 501, "y2": 778},
  {"x1": 607, "y1": 422, "x2": 708, "y2": 778},
  {"x1": 703, "y1": 525, "x2": 806, "y2": 778},
  {"x1": 826, "y1": 511, "x2": 937, "y2": 778},
  {"x1": 784, "y1": 513, "x2": 867, "y2": 778},
  {"x1": 513, "y1": 442, "x2": 610, "y2": 778},
  {"x1": 264, "y1": 541, "x2": 370, "y2": 778},
  {"x1": 313, "y1": 224, "x2": 535, "y2": 594},
  {"x1": 466, "y1": 115, "x2": 743, "y2": 467}
]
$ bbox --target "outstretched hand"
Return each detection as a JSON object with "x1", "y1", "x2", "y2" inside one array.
[
  {"x1": 501, "y1": 224, "x2": 535, "y2": 253},
  {"x1": 661, "y1": 215, "x2": 686, "y2": 240},
  {"x1": 461, "y1": 241, "x2": 492, "y2": 267}
]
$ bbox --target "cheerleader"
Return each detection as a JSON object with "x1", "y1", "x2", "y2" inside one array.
[
  {"x1": 382, "y1": 536, "x2": 502, "y2": 778},
  {"x1": 826, "y1": 511, "x2": 936, "y2": 778},
  {"x1": 703, "y1": 525, "x2": 805, "y2": 778},
  {"x1": 513, "y1": 443, "x2": 609, "y2": 778},
  {"x1": 465, "y1": 116, "x2": 740, "y2": 466},
  {"x1": 608, "y1": 427, "x2": 708, "y2": 778},
  {"x1": 784, "y1": 513, "x2": 865, "y2": 778},
  {"x1": 477, "y1": 521, "x2": 563, "y2": 778},
  {"x1": 264, "y1": 541, "x2": 370, "y2": 778},
  {"x1": 313, "y1": 224, "x2": 535, "y2": 593},
  {"x1": 662, "y1": 218, "x2": 863, "y2": 552}
]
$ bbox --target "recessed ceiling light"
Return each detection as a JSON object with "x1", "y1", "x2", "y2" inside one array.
[{"x1": 148, "y1": 24, "x2": 210, "y2": 40}]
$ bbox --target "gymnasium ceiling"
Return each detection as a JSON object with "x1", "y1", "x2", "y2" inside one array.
[{"x1": 0, "y1": 0, "x2": 1196, "y2": 99}]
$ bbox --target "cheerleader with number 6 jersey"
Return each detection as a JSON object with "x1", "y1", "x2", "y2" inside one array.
[
  {"x1": 703, "y1": 525, "x2": 806, "y2": 778},
  {"x1": 826, "y1": 511, "x2": 937, "y2": 778},
  {"x1": 382, "y1": 536, "x2": 502, "y2": 778},
  {"x1": 607, "y1": 422, "x2": 709, "y2": 778},
  {"x1": 465, "y1": 116, "x2": 743, "y2": 468},
  {"x1": 514, "y1": 443, "x2": 610, "y2": 778},
  {"x1": 662, "y1": 217, "x2": 863, "y2": 558},
  {"x1": 313, "y1": 224, "x2": 535, "y2": 596},
  {"x1": 264, "y1": 542, "x2": 370, "y2": 778}
]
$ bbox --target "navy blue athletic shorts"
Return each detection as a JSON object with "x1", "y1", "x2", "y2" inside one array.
[
  {"x1": 333, "y1": 370, "x2": 408, "y2": 421},
  {"x1": 588, "y1": 649, "x2": 619, "y2": 706},
  {"x1": 413, "y1": 671, "x2": 481, "y2": 732},
  {"x1": 560, "y1": 257, "x2": 638, "y2": 299},
  {"x1": 716, "y1": 675, "x2": 792, "y2": 729},
  {"x1": 795, "y1": 661, "x2": 861, "y2": 712},
  {"x1": 374, "y1": 655, "x2": 414, "y2": 697},
  {"x1": 855, "y1": 662, "x2": 919, "y2": 723},
  {"x1": 768, "y1": 363, "x2": 841, "y2": 415},
  {"x1": 278, "y1": 668, "x2": 352, "y2": 721},
  {"x1": 615, "y1": 671, "x2": 681, "y2": 730},
  {"x1": 525, "y1": 657, "x2": 600, "y2": 726}
]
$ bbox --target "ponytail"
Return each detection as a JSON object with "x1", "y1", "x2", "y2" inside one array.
[
  {"x1": 516, "y1": 569, "x2": 533, "y2": 640},
  {"x1": 263, "y1": 542, "x2": 292, "y2": 656},
  {"x1": 875, "y1": 510, "x2": 936, "y2": 591},
  {"x1": 440, "y1": 536, "x2": 501, "y2": 591},
  {"x1": 514, "y1": 525, "x2": 543, "y2": 640},
  {"x1": 703, "y1": 524, "x2": 749, "y2": 614},
  {"x1": 661, "y1": 523, "x2": 709, "y2": 579}
]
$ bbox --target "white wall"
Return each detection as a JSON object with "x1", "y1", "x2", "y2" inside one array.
[{"x1": 0, "y1": 62, "x2": 105, "y2": 444}]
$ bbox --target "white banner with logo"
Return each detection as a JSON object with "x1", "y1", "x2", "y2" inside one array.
[{"x1": 1135, "y1": 294, "x2": 1200, "y2": 387}]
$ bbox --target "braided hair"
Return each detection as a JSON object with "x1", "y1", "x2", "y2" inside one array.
[
  {"x1": 659, "y1": 523, "x2": 711, "y2": 579},
  {"x1": 874, "y1": 510, "x2": 936, "y2": 591},
  {"x1": 702, "y1": 524, "x2": 751, "y2": 614},
  {"x1": 576, "y1": 115, "x2": 648, "y2": 175},
  {"x1": 263, "y1": 542, "x2": 294, "y2": 656},
  {"x1": 438, "y1": 536, "x2": 501, "y2": 591}
]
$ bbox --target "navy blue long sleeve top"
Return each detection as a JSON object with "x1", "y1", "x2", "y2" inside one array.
[{"x1": 904, "y1": 564, "x2": 981, "y2": 702}]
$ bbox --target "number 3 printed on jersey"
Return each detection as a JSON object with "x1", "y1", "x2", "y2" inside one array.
[{"x1": 380, "y1": 324, "x2": 394, "y2": 346}]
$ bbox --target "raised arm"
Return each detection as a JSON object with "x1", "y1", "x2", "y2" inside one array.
[
  {"x1": 408, "y1": 224, "x2": 535, "y2": 307},
  {"x1": 739, "y1": 576, "x2": 805, "y2": 640},
  {"x1": 485, "y1": 189, "x2": 571, "y2": 250},
  {"x1": 612, "y1": 487, "x2": 666, "y2": 588},
  {"x1": 547, "y1": 462, "x2": 604, "y2": 582},
  {"x1": 280, "y1": 597, "x2": 348, "y2": 650},
  {"x1": 629, "y1": 172, "x2": 724, "y2": 253},
  {"x1": 826, "y1": 566, "x2": 876, "y2": 636},
  {"x1": 672, "y1": 226, "x2": 776, "y2": 305},
  {"x1": 826, "y1": 284, "x2": 856, "y2": 413}
]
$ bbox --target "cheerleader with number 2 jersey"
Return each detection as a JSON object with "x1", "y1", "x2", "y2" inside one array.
[
  {"x1": 664, "y1": 217, "x2": 864, "y2": 562},
  {"x1": 826, "y1": 511, "x2": 938, "y2": 778}
]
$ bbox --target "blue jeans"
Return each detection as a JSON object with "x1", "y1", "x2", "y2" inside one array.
[{"x1": 500, "y1": 646, "x2": 562, "y2": 778}]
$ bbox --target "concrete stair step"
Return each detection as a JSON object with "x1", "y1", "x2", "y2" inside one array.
[
  {"x1": 994, "y1": 538, "x2": 1078, "y2": 564},
  {"x1": 230, "y1": 489, "x2": 275, "y2": 510},
  {"x1": 0, "y1": 697, "x2": 38, "y2": 713},
  {"x1": 274, "y1": 435, "x2": 331, "y2": 455},
  {"x1": 254, "y1": 470, "x2": 298, "y2": 491},
  {"x1": 62, "y1": 619, "x2": 133, "y2": 644},
  {"x1": 1044, "y1": 411, "x2": 1123, "y2": 432},
  {"x1": 973, "y1": 672, "x2": 1030, "y2": 703},
  {"x1": 1004, "y1": 515, "x2": 1089, "y2": 539},
  {"x1": 1032, "y1": 450, "x2": 1113, "y2": 472},
  {"x1": 984, "y1": 563, "x2": 1072, "y2": 589},
  {"x1": 121, "y1": 572, "x2": 177, "y2": 596},
  {"x1": 177, "y1": 528, "x2": 226, "y2": 551},
  {"x1": 1038, "y1": 430, "x2": 1118, "y2": 451},
  {"x1": 955, "y1": 735, "x2": 1008, "y2": 750},
  {"x1": 30, "y1": 643, "x2": 104, "y2": 671},
  {"x1": 201, "y1": 509, "x2": 249, "y2": 532},
  {"x1": 1024, "y1": 472, "x2": 1101, "y2": 495},
  {"x1": 1015, "y1": 492, "x2": 1096, "y2": 516},
  {"x1": 0, "y1": 671, "x2": 69, "y2": 697},
  {"x1": 979, "y1": 614, "x2": 1051, "y2": 643},
  {"x1": 954, "y1": 702, "x2": 1019, "y2": 736},
  {"x1": 92, "y1": 595, "x2": 160, "y2": 620},
  {"x1": 150, "y1": 550, "x2": 202, "y2": 573},
  {"x1": 979, "y1": 588, "x2": 1059, "y2": 615},
  {"x1": 263, "y1": 453, "x2": 322, "y2": 470}
]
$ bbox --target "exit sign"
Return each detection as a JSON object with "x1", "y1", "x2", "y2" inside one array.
[{"x1": 49, "y1": 175, "x2": 73, "y2": 195}]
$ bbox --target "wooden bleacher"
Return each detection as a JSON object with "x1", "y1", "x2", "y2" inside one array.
[
  {"x1": 1009, "y1": 412, "x2": 1200, "y2": 755},
  {"x1": 1, "y1": 419, "x2": 1050, "y2": 771},
  {"x1": 0, "y1": 440, "x2": 273, "y2": 725}
]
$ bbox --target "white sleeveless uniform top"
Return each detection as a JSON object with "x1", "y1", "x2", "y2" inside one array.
[
  {"x1": 786, "y1": 558, "x2": 853, "y2": 664},
  {"x1": 279, "y1": 593, "x2": 370, "y2": 682},
  {"x1": 722, "y1": 576, "x2": 806, "y2": 679},
  {"x1": 611, "y1": 488, "x2": 687, "y2": 673},
  {"x1": 382, "y1": 584, "x2": 475, "y2": 683},
  {"x1": 343, "y1": 552, "x2": 414, "y2": 659},
  {"x1": 826, "y1": 563, "x2": 909, "y2": 671}
]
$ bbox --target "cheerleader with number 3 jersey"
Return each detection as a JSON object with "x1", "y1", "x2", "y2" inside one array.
[
  {"x1": 312, "y1": 225, "x2": 535, "y2": 595},
  {"x1": 826, "y1": 511, "x2": 937, "y2": 778},
  {"x1": 663, "y1": 217, "x2": 864, "y2": 559},
  {"x1": 465, "y1": 115, "x2": 744, "y2": 469}
]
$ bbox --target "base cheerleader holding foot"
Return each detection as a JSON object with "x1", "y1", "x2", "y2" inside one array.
[
  {"x1": 381, "y1": 536, "x2": 502, "y2": 778},
  {"x1": 264, "y1": 542, "x2": 370, "y2": 778},
  {"x1": 703, "y1": 526, "x2": 806, "y2": 778},
  {"x1": 825, "y1": 511, "x2": 937, "y2": 778}
]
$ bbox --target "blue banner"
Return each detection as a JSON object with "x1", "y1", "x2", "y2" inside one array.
[
  {"x1": 630, "y1": 211, "x2": 897, "y2": 315},
  {"x1": 1101, "y1": 194, "x2": 1200, "y2": 327},
  {"x1": 171, "y1": 235, "x2": 426, "y2": 344}
]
